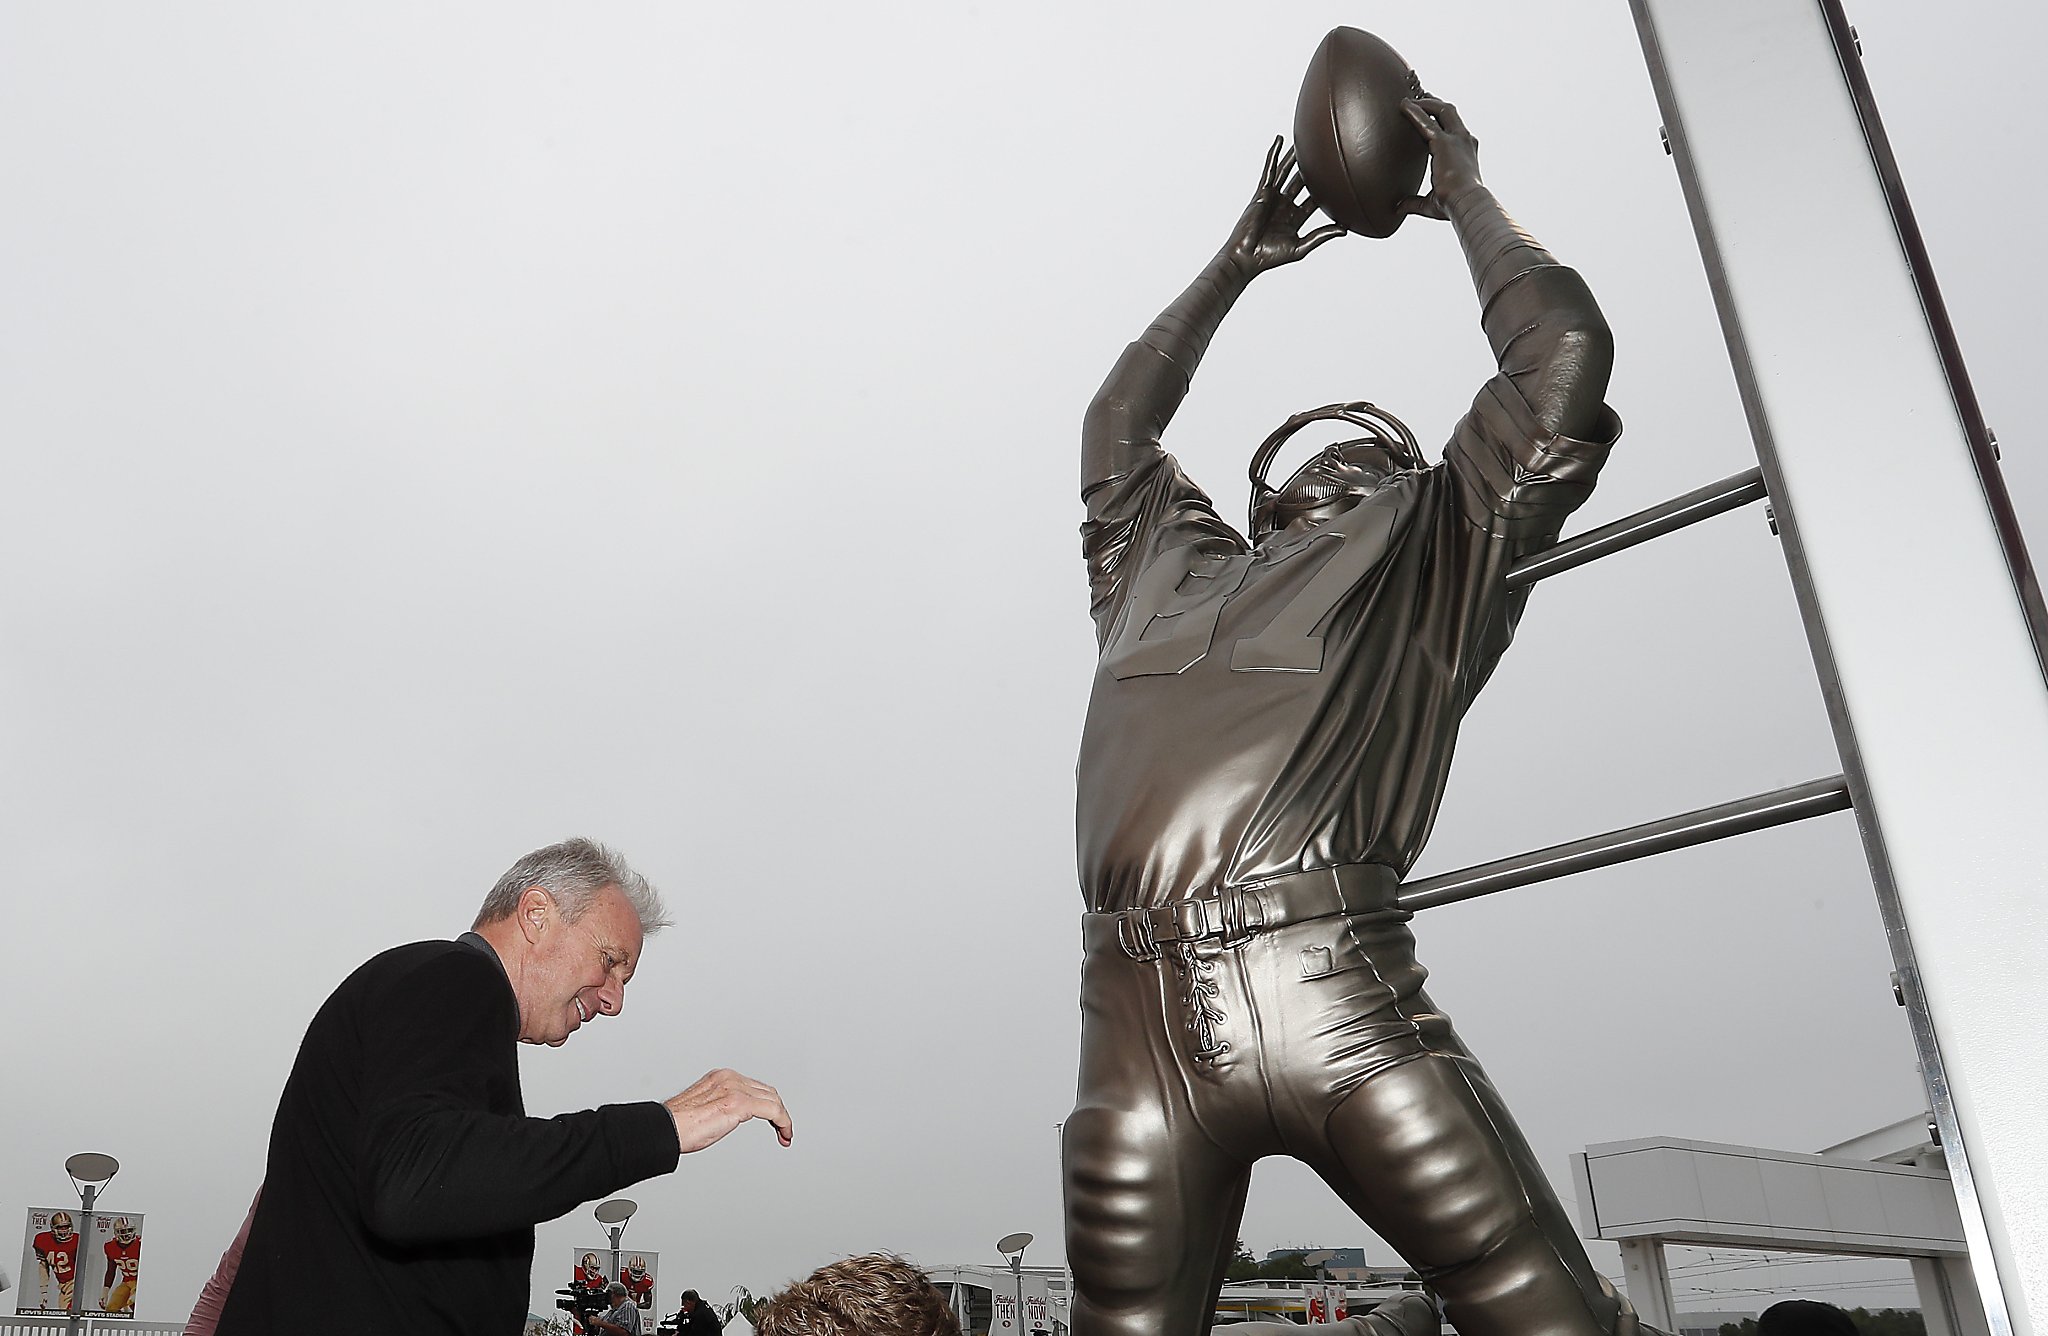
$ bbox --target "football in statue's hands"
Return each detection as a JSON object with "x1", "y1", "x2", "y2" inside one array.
[{"x1": 1292, "y1": 27, "x2": 1428, "y2": 238}]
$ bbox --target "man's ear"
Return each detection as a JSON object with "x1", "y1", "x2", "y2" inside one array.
[{"x1": 517, "y1": 886, "x2": 553, "y2": 944}]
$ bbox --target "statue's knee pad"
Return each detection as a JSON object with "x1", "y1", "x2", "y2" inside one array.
[{"x1": 1062, "y1": 1105, "x2": 1183, "y2": 1299}]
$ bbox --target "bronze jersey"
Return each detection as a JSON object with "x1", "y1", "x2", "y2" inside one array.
[{"x1": 1079, "y1": 347, "x2": 1617, "y2": 911}]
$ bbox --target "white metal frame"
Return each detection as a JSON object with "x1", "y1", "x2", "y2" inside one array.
[{"x1": 1628, "y1": 4, "x2": 2048, "y2": 1335}]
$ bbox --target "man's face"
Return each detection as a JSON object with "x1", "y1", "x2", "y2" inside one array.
[
  {"x1": 50, "y1": 1214, "x2": 73, "y2": 1240},
  {"x1": 113, "y1": 1220, "x2": 137, "y2": 1244},
  {"x1": 516, "y1": 885, "x2": 642, "y2": 1046}
]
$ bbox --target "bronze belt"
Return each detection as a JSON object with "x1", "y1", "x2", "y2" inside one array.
[{"x1": 1105, "y1": 863, "x2": 1402, "y2": 962}]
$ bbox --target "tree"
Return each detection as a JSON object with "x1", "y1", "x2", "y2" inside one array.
[
  {"x1": 1224, "y1": 1240, "x2": 1331, "y2": 1283},
  {"x1": 1852, "y1": 1307, "x2": 1927, "y2": 1336},
  {"x1": 1257, "y1": 1253, "x2": 1330, "y2": 1282},
  {"x1": 725, "y1": 1284, "x2": 767, "y2": 1326}
]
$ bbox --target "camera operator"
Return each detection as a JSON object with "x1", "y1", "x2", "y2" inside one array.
[
  {"x1": 672, "y1": 1289, "x2": 723, "y2": 1336},
  {"x1": 588, "y1": 1282, "x2": 643, "y2": 1336}
]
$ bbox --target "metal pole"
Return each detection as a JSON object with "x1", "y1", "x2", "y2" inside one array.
[
  {"x1": 1013, "y1": 1256, "x2": 1025, "y2": 1336},
  {"x1": 67, "y1": 1183, "x2": 95, "y2": 1336},
  {"x1": 609, "y1": 1224, "x2": 623, "y2": 1288},
  {"x1": 1396, "y1": 775, "x2": 1851, "y2": 911},
  {"x1": 1504, "y1": 467, "x2": 1767, "y2": 590}
]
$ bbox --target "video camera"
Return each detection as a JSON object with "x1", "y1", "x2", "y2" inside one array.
[{"x1": 555, "y1": 1277, "x2": 610, "y2": 1329}]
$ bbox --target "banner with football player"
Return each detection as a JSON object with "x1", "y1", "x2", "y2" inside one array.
[
  {"x1": 572, "y1": 1246, "x2": 611, "y2": 1290},
  {"x1": 567, "y1": 1248, "x2": 658, "y2": 1325},
  {"x1": 19, "y1": 1207, "x2": 85, "y2": 1315},
  {"x1": 617, "y1": 1251, "x2": 657, "y2": 1314},
  {"x1": 18, "y1": 1208, "x2": 146, "y2": 1319},
  {"x1": 1305, "y1": 1281, "x2": 1350, "y2": 1325},
  {"x1": 84, "y1": 1211, "x2": 145, "y2": 1318}
]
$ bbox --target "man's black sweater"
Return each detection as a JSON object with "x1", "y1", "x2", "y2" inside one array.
[{"x1": 217, "y1": 939, "x2": 681, "y2": 1335}]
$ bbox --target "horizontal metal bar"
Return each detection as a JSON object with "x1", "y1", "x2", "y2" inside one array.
[
  {"x1": 1505, "y1": 467, "x2": 1768, "y2": 589},
  {"x1": 1397, "y1": 774, "x2": 1851, "y2": 911}
]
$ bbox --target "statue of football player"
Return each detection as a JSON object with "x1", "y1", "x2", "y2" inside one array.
[{"x1": 1067, "y1": 96, "x2": 1645, "y2": 1336}]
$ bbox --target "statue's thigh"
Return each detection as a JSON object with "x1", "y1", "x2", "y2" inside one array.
[
  {"x1": 1310, "y1": 1053, "x2": 1625, "y2": 1336},
  {"x1": 1066, "y1": 947, "x2": 1253, "y2": 1336}
]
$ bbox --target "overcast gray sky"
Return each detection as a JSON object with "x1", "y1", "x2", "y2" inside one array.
[{"x1": 4, "y1": 0, "x2": 2043, "y2": 1325}]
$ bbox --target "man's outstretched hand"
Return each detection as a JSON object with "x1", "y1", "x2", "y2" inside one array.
[
  {"x1": 1222, "y1": 136, "x2": 1346, "y2": 277},
  {"x1": 1396, "y1": 95, "x2": 1485, "y2": 221},
  {"x1": 665, "y1": 1068, "x2": 793, "y2": 1152}
]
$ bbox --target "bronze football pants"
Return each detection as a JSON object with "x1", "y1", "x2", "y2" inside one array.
[{"x1": 1063, "y1": 894, "x2": 1647, "y2": 1336}]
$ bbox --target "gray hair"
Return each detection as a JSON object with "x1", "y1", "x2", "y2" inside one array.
[
  {"x1": 472, "y1": 837, "x2": 671, "y2": 935},
  {"x1": 605, "y1": 1282, "x2": 630, "y2": 1301}
]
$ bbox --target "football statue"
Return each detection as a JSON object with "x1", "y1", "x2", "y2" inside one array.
[{"x1": 1063, "y1": 29, "x2": 1663, "y2": 1336}]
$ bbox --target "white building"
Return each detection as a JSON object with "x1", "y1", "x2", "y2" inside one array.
[{"x1": 1573, "y1": 1114, "x2": 1979, "y2": 1336}]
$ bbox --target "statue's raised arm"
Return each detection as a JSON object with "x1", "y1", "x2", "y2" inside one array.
[
  {"x1": 1398, "y1": 94, "x2": 1614, "y2": 440},
  {"x1": 1079, "y1": 138, "x2": 1344, "y2": 641}
]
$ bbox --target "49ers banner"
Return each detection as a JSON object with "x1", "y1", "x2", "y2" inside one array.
[
  {"x1": 567, "y1": 1247, "x2": 660, "y2": 1319},
  {"x1": 18, "y1": 1208, "x2": 145, "y2": 1318}
]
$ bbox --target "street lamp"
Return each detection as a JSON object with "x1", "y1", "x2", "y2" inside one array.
[
  {"x1": 594, "y1": 1198, "x2": 637, "y2": 1285},
  {"x1": 61, "y1": 1154, "x2": 119, "y2": 1335},
  {"x1": 998, "y1": 1232, "x2": 1033, "y2": 1336}
]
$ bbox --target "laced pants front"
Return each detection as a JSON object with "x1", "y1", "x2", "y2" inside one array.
[{"x1": 1063, "y1": 897, "x2": 1648, "y2": 1336}]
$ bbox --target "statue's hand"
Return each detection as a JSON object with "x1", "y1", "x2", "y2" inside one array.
[
  {"x1": 1396, "y1": 95, "x2": 1484, "y2": 221},
  {"x1": 1222, "y1": 136, "x2": 1346, "y2": 276}
]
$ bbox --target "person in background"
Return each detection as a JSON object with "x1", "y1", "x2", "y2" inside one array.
[
  {"x1": 184, "y1": 1192, "x2": 259, "y2": 1336},
  {"x1": 673, "y1": 1289, "x2": 725, "y2": 1336},
  {"x1": 1757, "y1": 1301, "x2": 1861, "y2": 1336},
  {"x1": 589, "y1": 1281, "x2": 644, "y2": 1336},
  {"x1": 751, "y1": 1256, "x2": 956, "y2": 1336}
]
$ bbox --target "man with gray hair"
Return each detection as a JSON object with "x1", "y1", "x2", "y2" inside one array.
[
  {"x1": 589, "y1": 1281, "x2": 646, "y2": 1336},
  {"x1": 214, "y1": 838, "x2": 790, "y2": 1336}
]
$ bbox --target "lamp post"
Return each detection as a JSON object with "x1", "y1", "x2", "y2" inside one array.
[
  {"x1": 594, "y1": 1198, "x2": 637, "y2": 1287},
  {"x1": 62, "y1": 1153, "x2": 119, "y2": 1336},
  {"x1": 998, "y1": 1232, "x2": 1033, "y2": 1336}
]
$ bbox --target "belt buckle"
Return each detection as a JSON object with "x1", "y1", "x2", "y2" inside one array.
[
  {"x1": 1117, "y1": 911, "x2": 1161, "y2": 961},
  {"x1": 1218, "y1": 887, "x2": 1266, "y2": 948}
]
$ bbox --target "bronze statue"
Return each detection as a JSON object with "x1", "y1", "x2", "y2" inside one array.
[{"x1": 1067, "y1": 93, "x2": 1648, "y2": 1336}]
